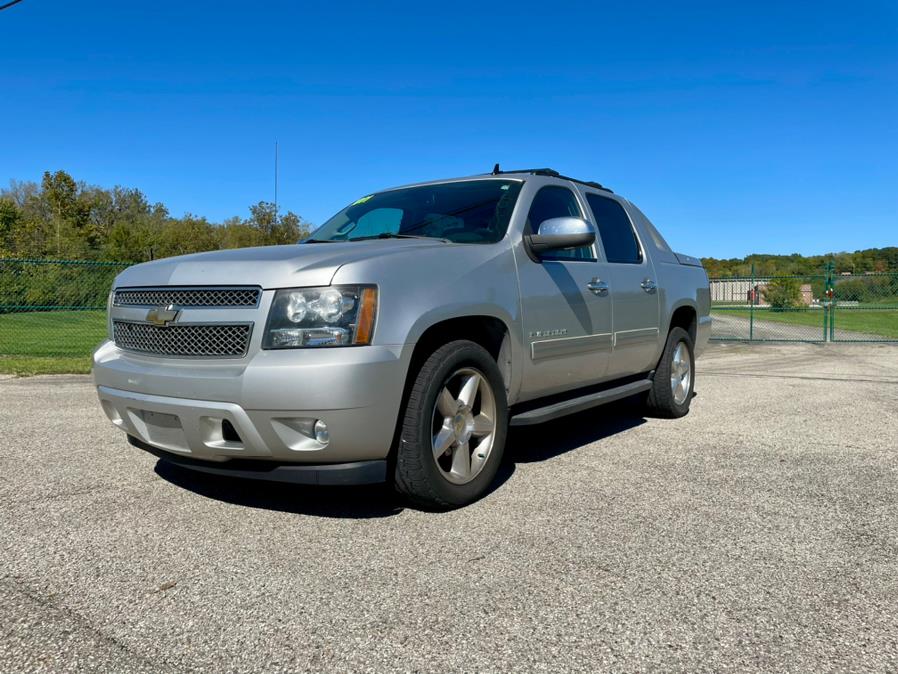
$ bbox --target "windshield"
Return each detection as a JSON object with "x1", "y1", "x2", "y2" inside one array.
[{"x1": 306, "y1": 179, "x2": 523, "y2": 244}]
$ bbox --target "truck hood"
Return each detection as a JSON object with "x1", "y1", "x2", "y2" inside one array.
[{"x1": 113, "y1": 239, "x2": 448, "y2": 289}]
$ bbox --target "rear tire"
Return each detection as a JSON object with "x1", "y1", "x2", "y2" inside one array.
[
  {"x1": 646, "y1": 326, "x2": 695, "y2": 418},
  {"x1": 394, "y1": 340, "x2": 508, "y2": 510}
]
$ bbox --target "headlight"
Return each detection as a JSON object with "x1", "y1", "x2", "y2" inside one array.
[{"x1": 263, "y1": 285, "x2": 377, "y2": 348}]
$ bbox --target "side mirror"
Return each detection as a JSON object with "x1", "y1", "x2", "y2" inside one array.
[{"x1": 527, "y1": 217, "x2": 596, "y2": 256}]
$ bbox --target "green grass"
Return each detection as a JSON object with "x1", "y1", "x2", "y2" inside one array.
[
  {"x1": 712, "y1": 307, "x2": 898, "y2": 339},
  {"x1": 0, "y1": 310, "x2": 106, "y2": 375},
  {"x1": 0, "y1": 355, "x2": 94, "y2": 375},
  {"x1": 1, "y1": 305, "x2": 895, "y2": 376}
]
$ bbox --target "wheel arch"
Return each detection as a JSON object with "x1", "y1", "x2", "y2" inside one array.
[
  {"x1": 387, "y1": 313, "x2": 516, "y2": 466},
  {"x1": 405, "y1": 314, "x2": 514, "y2": 392},
  {"x1": 667, "y1": 301, "x2": 698, "y2": 344}
]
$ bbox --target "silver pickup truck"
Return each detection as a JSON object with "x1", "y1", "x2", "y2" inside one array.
[{"x1": 94, "y1": 168, "x2": 710, "y2": 508}]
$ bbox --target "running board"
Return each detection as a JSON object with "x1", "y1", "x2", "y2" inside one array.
[{"x1": 509, "y1": 378, "x2": 653, "y2": 427}]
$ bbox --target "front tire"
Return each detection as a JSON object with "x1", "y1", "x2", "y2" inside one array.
[
  {"x1": 646, "y1": 326, "x2": 695, "y2": 418},
  {"x1": 394, "y1": 340, "x2": 508, "y2": 510}
]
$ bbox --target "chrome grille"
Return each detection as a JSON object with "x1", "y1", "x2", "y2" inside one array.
[
  {"x1": 113, "y1": 321, "x2": 252, "y2": 358},
  {"x1": 113, "y1": 287, "x2": 261, "y2": 308}
]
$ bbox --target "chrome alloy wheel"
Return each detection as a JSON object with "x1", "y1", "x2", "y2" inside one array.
[
  {"x1": 431, "y1": 367, "x2": 497, "y2": 485},
  {"x1": 670, "y1": 341, "x2": 692, "y2": 405}
]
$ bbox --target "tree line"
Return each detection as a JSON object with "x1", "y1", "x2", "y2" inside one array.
[
  {"x1": 0, "y1": 170, "x2": 894, "y2": 275},
  {"x1": 702, "y1": 249, "x2": 898, "y2": 278},
  {"x1": 0, "y1": 170, "x2": 311, "y2": 262}
]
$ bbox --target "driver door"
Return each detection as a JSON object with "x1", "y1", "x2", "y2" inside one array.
[{"x1": 515, "y1": 185, "x2": 613, "y2": 400}]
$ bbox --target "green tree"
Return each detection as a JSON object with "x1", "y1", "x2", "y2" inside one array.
[
  {"x1": 245, "y1": 201, "x2": 310, "y2": 244},
  {"x1": 703, "y1": 248, "x2": 898, "y2": 277},
  {"x1": 42, "y1": 170, "x2": 91, "y2": 257},
  {"x1": 1, "y1": 171, "x2": 318, "y2": 262},
  {"x1": 763, "y1": 277, "x2": 803, "y2": 309},
  {"x1": 220, "y1": 216, "x2": 266, "y2": 249},
  {"x1": 157, "y1": 215, "x2": 220, "y2": 258},
  {"x1": 0, "y1": 198, "x2": 20, "y2": 255}
]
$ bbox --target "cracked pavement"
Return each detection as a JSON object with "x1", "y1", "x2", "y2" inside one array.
[{"x1": 1, "y1": 343, "x2": 898, "y2": 672}]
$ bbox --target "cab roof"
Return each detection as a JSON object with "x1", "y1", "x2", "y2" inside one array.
[
  {"x1": 380, "y1": 166, "x2": 614, "y2": 195},
  {"x1": 485, "y1": 165, "x2": 612, "y2": 193}
]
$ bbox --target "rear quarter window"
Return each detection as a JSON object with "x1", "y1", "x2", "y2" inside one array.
[
  {"x1": 629, "y1": 203, "x2": 672, "y2": 253},
  {"x1": 585, "y1": 194, "x2": 642, "y2": 264}
]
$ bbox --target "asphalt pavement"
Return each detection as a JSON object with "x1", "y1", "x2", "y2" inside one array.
[{"x1": 2, "y1": 343, "x2": 898, "y2": 672}]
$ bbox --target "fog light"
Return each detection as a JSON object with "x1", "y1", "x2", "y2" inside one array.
[
  {"x1": 314, "y1": 419, "x2": 329, "y2": 444},
  {"x1": 100, "y1": 400, "x2": 123, "y2": 426}
]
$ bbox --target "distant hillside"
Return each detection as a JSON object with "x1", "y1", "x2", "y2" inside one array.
[{"x1": 702, "y1": 248, "x2": 898, "y2": 278}]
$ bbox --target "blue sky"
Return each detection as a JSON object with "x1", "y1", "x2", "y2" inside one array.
[{"x1": 1, "y1": 0, "x2": 896, "y2": 258}]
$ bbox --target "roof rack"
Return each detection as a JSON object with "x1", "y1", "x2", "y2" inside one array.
[{"x1": 489, "y1": 165, "x2": 612, "y2": 193}]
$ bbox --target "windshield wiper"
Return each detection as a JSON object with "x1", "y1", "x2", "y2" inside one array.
[{"x1": 348, "y1": 233, "x2": 450, "y2": 243}]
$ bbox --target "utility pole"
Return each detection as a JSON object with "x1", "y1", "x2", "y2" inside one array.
[{"x1": 274, "y1": 141, "x2": 278, "y2": 223}]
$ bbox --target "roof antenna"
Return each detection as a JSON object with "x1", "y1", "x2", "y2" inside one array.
[
  {"x1": 274, "y1": 140, "x2": 278, "y2": 221},
  {"x1": 492, "y1": 163, "x2": 500, "y2": 175}
]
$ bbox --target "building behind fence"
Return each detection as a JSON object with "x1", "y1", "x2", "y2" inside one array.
[
  {"x1": 710, "y1": 267, "x2": 898, "y2": 343},
  {"x1": 1, "y1": 258, "x2": 897, "y2": 366}
]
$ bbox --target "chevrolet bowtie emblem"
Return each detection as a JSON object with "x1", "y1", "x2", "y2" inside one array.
[{"x1": 146, "y1": 304, "x2": 181, "y2": 327}]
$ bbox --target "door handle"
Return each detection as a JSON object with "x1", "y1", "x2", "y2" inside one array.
[
  {"x1": 641, "y1": 278, "x2": 657, "y2": 293},
  {"x1": 587, "y1": 278, "x2": 609, "y2": 296}
]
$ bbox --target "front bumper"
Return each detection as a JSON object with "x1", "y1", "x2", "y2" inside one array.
[
  {"x1": 129, "y1": 435, "x2": 386, "y2": 485},
  {"x1": 93, "y1": 340, "x2": 409, "y2": 467}
]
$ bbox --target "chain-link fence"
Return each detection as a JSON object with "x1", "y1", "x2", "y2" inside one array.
[
  {"x1": 0, "y1": 258, "x2": 128, "y2": 371},
  {"x1": 711, "y1": 274, "x2": 828, "y2": 342},
  {"x1": 830, "y1": 273, "x2": 898, "y2": 342},
  {"x1": 711, "y1": 270, "x2": 898, "y2": 342},
  {"x1": 2, "y1": 258, "x2": 896, "y2": 374}
]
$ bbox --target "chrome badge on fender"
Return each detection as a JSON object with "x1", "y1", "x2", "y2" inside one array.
[{"x1": 529, "y1": 328, "x2": 568, "y2": 339}]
